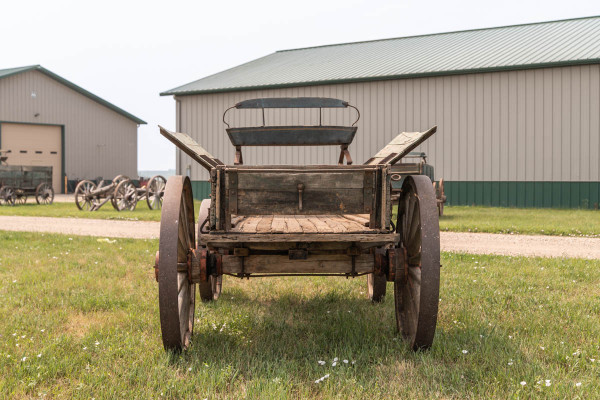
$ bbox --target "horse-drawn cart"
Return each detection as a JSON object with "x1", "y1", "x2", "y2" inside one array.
[
  {"x1": 0, "y1": 165, "x2": 54, "y2": 205},
  {"x1": 155, "y1": 97, "x2": 441, "y2": 352}
]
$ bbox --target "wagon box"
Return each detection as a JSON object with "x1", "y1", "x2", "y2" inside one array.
[{"x1": 155, "y1": 97, "x2": 440, "y2": 354}]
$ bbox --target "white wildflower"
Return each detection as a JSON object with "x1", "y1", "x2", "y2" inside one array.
[
  {"x1": 333, "y1": 357, "x2": 338, "y2": 362},
  {"x1": 83, "y1": 346, "x2": 87, "y2": 350},
  {"x1": 21, "y1": 357, "x2": 26, "y2": 362},
  {"x1": 332, "y1": 361, "x2": 337, "y2": 367},
  {"x1": 12, "y1": 280, "x2": 17, "y2": 283},
  {"x1": 508, "y1": 362, "x2": 513, "y2": 366},
  {"x1": 545, "y1": 380, "x2": 551, "y2": 387},
  {"x1": 590, "y1": 358, "x2": 595, "y2": 362},
  {"x1": 94, "y1": 341, "x2": 99, "y2": 346},
  {"x1": 576, "y1": 382, "x2": 582, "y2": 387},
  {"x1": 318, "y1": 360, "x2": 326, "y2": 366},
  {"x1": 188, "y1": 367, "x2": 192, "y2": 371},
  {"x1": 343, "y1": 359, "x2": 348, "y2": 364},
  {"x1": 540, "y1": 346, "x2": 545, "y2": 350},
  {"x1": 520, "y1": 381, "x2": 526, "y2": 386},
  {"x1": 462, "y1": 350, "x2": 468, "y2": 354},
  {"x1": 37, "y1": 353, "x2": 41, "y2": 358}
]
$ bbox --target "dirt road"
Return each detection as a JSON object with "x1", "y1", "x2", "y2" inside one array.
[{"x1": 1, "y1": 215, "x2": 599, "y2": 259}]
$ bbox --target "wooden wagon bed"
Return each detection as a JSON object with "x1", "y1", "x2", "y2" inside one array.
[{"x1": 231, "y1": 214, "x2": 376, "y2": 234}]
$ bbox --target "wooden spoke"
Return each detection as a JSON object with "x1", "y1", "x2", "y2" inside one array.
[
  {"x1": 74, "y1": 180, "x2": 96, "y2": 211},
  {"x1": 394, "y1": 175, "x2": 440, "y2": 351},
  {"x1": 146, "y1": 175, "x2": 166, "y2": 210},
  {"x1": 158, "y1": 176, "x2": 196, "y2": 352}
]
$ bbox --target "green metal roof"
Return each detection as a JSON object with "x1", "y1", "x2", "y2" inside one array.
[
  {"x1": 162, "y1": 15, "x2": 600, "y2": 96},
  {"x1": 0, "y1": 65, "x2": 146, "y2": 124}
]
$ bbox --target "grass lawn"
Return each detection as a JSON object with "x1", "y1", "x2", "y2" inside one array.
[
  {"x1": 1, "y1": 232, "x2": 598, "y2": 398},
  {"x1": 439, "y1": 206, "x2": 600, "y2": 237}
]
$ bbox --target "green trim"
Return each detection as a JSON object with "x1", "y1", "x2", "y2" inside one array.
[
  {"x1": 161, "y1": 59, "x2": 600, "y2": 96},
  {"x1": 0, "y1": 65, "x2": 146, "y2": 124},
  {"x1": 0, "y1": 121, "x2": 65, "y2": 194},
  {"x1": 61, "y1": 126, "x2": 65, "y2": 194},
  {"x1": 446, "y1": 181, "x2": 600, "y2": 209},
  {"x1": 190, "y1": 180, "x2": 211, "y2": 201}
]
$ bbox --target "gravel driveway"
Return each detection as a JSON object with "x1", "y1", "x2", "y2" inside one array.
[{"x1": 1, "y1": 215, "x2": 599, "y2": 259}]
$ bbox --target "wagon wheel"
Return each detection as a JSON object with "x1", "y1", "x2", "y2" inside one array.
[
  {"x1": 146, "y1": 175, "x2": 167, "y2": 210},
  {"x1": 114, "y1": 180, "x2": 138, "y2": 211},
  {"x1": 110, "y1": 175, "x2": 130, "y2": 209},
  {"x1": 35, "y1": 183, "x2": 54, "y2": 205},
  {"x1": 112, "y1": 175, "x2": 129, "y2": 184},
  {"x1": 74, "y1": 180, "x2": 97, "y2": 211},
  {"x1": 15, "y1": 192, "x2": 27, "y2": 205},
  {"x1": 158, "y1": 176, "x2": 196, "y2": 351},
  {"x1": 437, "y1": 179, "x2": 445, "y2": 217},
  {"x1": 395, "y1": 175, "x2": 440, "y2": 350},
  {"x1": 0, "y1": 187, "x2": 16, "y2": 206},
  {"x1": 197, "y1": 199, "x2": 222, "y2": 301}
]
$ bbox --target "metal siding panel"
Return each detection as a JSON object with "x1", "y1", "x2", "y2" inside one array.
[
  {"x1": 571, "y1": 67, "x2": 581, "y2": 180},
  {"x1": 499, "y1": 72, "x2": 509, "y2": 181},
  {"x1": 543, "y1": 69, "x2": 554, "y2": 181},
  {"x1": 591, "y1": 65, "x2": 600, "y2": 181},
  {"x1": 508, "y1": 72, "x2": 518, "y2": 181},
  {"x1": 580, "y1": 65, "x2": 591, "y2": 181}
]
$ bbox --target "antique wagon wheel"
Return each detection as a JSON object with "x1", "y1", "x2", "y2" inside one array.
[
  {"x1": 197, "y1": 199, "x2": 222, "y2": 301},
  {"x1": 395, "y1": 175, "x2": 440, "y2": 350},
  {"x1": 0, "y1": 187, "x2": 16, "y2": 206},
  {"x1": 114, "y1": 180, "x2": 138, "y2": 211},
  {"x1": 35, "y1": 183, "x2": 54, "y2": 205},
  {"x1": 74, "y1": 180, "x2": 97, "y2": 211},
  {"x1": 158, "y1": 176, "x2": 196, "y2": 351},
  {"x1": 111, "y1": 175, "x2": 130, "y2": 209},
  {"x1": 146, "y1": 175, "x2": 167, "y2": 210},
  {"x1": 15, "y1": 192, "x2": 27, "y2": 205}
]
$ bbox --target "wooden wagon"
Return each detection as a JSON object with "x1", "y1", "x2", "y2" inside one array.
[
  {"x1": 0, "y1": 164, "x2": 54, "y2": 205},
  {"x1": 155, "y1": 97, "x2": 441, "y2": 352}
]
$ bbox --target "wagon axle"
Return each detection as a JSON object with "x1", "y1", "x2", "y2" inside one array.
[{"x1": 155, "y1": 245, "x2": 407, "y2": 283}]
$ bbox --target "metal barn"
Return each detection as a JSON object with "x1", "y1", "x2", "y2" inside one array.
[
  {"x1": 162, "y1": 16, "x2": 600, "y2": 209},
  {"x1": 0, "y1": 65, "x2": 145, "y2": 193}
]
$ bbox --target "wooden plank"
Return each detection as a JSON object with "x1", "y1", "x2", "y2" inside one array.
[
  {"x1": 284, "y1": 216, "x2": 302, "y2": 233},
  {"x1": 307, "y1": 216, "x2": 334, "y2": 233},
  {"x1": 365, "y1": 126, "x2": 437, "y2": 166},
  {"x1": 239, "y1": 216, "x2": 260, "y2": 233},
  {"x1": 237, "y1": 172, "x2": 364, "y2": 190},
  {"x1": 339, "y1": 216, "x2": 371, "y2": 232},
  {"x1": 295, "y1": 216, "x2": 318, "y2": 233},
  {"x1": 270, "y1": 216, "x2": 287, "y2": 234},
  {"x1": 256, "y1": 216, "x2": 274, "y2": 233},
  {"x1": 231, "y1": 216, "x2": 246, "y2": 228},
  {"x1": 343, "y1": 214, "x2": 370, "y2": 225},
  {"x1": 158, "y1": 125, "x2": 223, "y2": 171},
  {"x1": 320, "y1": 216, "x2": 347, "y2": 233},
  {"x1": 222, "y1": 254, "x2": 374, "y2": 274},
  {"x1": 237, "y1": 188, "x2": 364, "y2": 215}
]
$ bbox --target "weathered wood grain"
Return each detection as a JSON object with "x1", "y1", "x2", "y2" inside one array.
[
  {"x1": 365, "y1": 126, "x2": 437, "y2": 166},
  {"x1": 222, "y1": 254, "x2": 374, "y2": 274},
  {"x1": 158, "y1": 126, "x2": 223, "y2": 171}
]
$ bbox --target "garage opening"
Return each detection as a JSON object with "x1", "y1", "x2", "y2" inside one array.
[{"x1": 1, "y1": 123, "x2": 62, "y2": 192}]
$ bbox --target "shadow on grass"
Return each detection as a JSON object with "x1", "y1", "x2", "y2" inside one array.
[{"x1": 169, "y1": 288, "x2": 520, "y2": 388}]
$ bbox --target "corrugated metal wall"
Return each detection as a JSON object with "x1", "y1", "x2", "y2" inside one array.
[
  {"x1": 176, "y1": 64, "x2": 600, "y2": 208},
  {"x1": 0, "y1": 70, "x2": 138, "y2": 182}
]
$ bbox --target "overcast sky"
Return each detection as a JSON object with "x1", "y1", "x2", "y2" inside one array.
[{"x1": 2, "y1": 0, "x2": 599, "y2": 171}]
